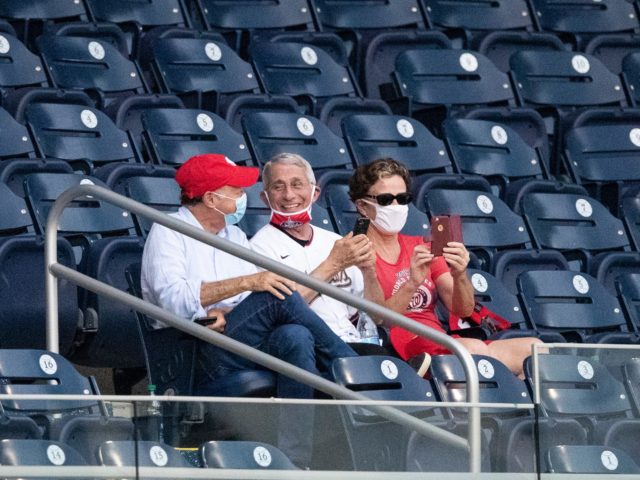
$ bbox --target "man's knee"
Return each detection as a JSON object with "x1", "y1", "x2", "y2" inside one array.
[{"x1": 268, "y1": 324, "x2": 314, "y2": 356}]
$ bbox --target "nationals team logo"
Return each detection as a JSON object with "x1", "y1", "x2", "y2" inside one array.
[{"x1": 391, "y1": 269, "x2": 433, "y2": 312}]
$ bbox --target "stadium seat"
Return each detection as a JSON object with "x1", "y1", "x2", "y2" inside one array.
[
  {"x1": 520, "y1": 188, "x2": 631, "y2": 269},
  {"x1": 621, "y1": 189, "x2": 640, "y2": 251},
  {"x1": 545, "y1": 445, "x2": 640, "y2": 474},
  {"x1": 422, "y1": 187, "x2": 531, "y2": 270},
  {"x1": 590, "y1": 252, "x2": 640, "y2": 294},
  {"x1": 331, "y1": 355, "x2": 449, "y2": 471},
  {"x1": 492, "y1": 249, "x2": 569, "y2": 294},
  {"x1": 201, "y1": 440, "x2": 298, "y2": 470},
  {"x1": 0, "y1": 181, "x2": 33, "y2": 236},
  {"x1": 0, "y1": 439, "x2": 87, "y2": 467},
  {"x1": 362, "y1": 30, "x2": 451, "y2": 99},
  {"x1": 423, "y1": 0, "x2": 534, "y2": 48},
  {"x1": 443, "y1": 118, "x2": 548, "y2": 199},
  {"x1": 242, "y1": 112, "x2": 353, "y2": 171},
  {"x1": 250, "y1": 41, "x2": 360, "y2": 117},
  {"x1": 529, "y1": 0, "x2": 639, "y2": 49},
  {"x1": 94, "y1": 162, "x2": 175, "y2": 196},
  {"x1": 617, "y1": 274, "x2": 640, "y2": 333},
  {"x1": 525, "y1": 353, "x2": 640, "y2": 461},
  {"x1": 141, "y1": 108, "x2": 251, "y2": 167},
  {"x1": 317, "y1": 169, "x2": 429, "y2": 237},
  {"x1": 585, "y1": 33, "x2": 640, "y2": 74},
  {"x1": 191, "y1": 0, "x2": 316, "y2": 54},
  {"x1": 0, "y1": 32, "x2": 48, "y2": 98},
  {"x1": 98, "y1": 440, "x2": 193, "y2": 467},
  {"x1": 342, "y1": 114, "x2": 452, "y2": 174},
  {"x1": 475, "y1": 31, "x2": 566, "y2": 73},
  {"x1": 430, "y1": 354, "x2": 586, "y2": 472},
  {"x1": 0, "y1": 106, "x2": 35, "y2": 160},
  {"x1": 24, "y1": 173, "x2": 135, "y2": 264},
  {"x1": 25, "y1": 103, "x2": 137, "y2": 174},
  {"x1": 389, "y1": 48, "x2": 515, "y2": 132},
  {"x1": 36, "y1": 33, "x2": 147, "y2": 109},
  {"x1": 148, "y1": 31, "x2": 260, "y2": 113},
  {"x1": 124, "y1": 175, "x2": 180, "y2": 237},
  {"x1": 518, "y1": 271, "x2": 637, "y2": 343},
  {"x1": 0, "y1": 237, "x2": 78, "y2": 354},
  {"x1": 320, "y1": 97, "x2": 391, "y2": 136}
]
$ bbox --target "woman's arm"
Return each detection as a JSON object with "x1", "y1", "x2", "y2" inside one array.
[{"x1": 436, "y1": 242, "x2": 474, "y2": 317}]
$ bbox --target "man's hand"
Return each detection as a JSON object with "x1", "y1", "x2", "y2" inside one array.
[
  {"x1": 328, "y1": 232, "x2": 375, "y2": 272},
  {"x1": 442, "y1": 241, "x2": 470, "y2": 278},
  {"x1": 409, "y1": 244, "x2": 434, "y2": 286},
  {"x1": 244, "y1": 271, "x2": 297, "y2": 300},
  {"x1": 202, "y1": 309, "x2": 227, "y2": 333}
]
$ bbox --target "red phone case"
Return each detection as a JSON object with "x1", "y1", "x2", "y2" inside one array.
[{"x1": 430, "y1": 215, "x2": 463, "y2": 256}]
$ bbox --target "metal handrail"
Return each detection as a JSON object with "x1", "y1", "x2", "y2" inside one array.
[{"x1": 44, "y1": 184, "x2": 481, "y2": 472}]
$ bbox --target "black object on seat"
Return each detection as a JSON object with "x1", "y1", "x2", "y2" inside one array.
[{"x1": 201, "y1": 440, "x2": 298, "y2": 470}]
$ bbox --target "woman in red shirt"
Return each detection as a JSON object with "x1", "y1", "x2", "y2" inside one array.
[{"x1": 348, "y1": 158, "x2": 541, "y2": 377}]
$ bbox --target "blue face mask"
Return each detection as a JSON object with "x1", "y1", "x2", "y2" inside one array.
[{"x1": 213, "y1": 192, "x2": 247, "y2": 226}]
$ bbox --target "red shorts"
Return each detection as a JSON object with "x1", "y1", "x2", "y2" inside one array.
[{"x1": 401, "y1": 334, "x2": 493, "y2": 359}]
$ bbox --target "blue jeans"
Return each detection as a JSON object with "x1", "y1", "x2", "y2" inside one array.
[{"x1": 194, "y1": 291, "x2": 356, "y2": 466}]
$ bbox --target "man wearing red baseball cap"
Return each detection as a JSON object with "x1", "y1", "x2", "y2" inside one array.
[{"x1": 141, "y1": 154, "x2": 356, "y2": 467}]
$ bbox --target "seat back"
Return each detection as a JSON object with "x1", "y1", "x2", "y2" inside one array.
[
  {"x1": 621, "y1": 192, "x2": 640, "y2": 251},
  {"x1": 342, "y1": 114, "x2": 451, "y2": 174},
  {"x1": 98, "y1": 440, "x2": 192, "y2": 467},
  {"x1": 518, "y1": 271, "x2": 629, "y2": 336},
  {"x1": 0, "y1": 439, "x2": 87, "y2": 466},
  {"x1": 0, "y1": 236, "x2": 78, "y2": 354},
  {"x1": 142, "y1": 108, "x2": 251, "y2": 166},
  {"x1": 251, "y1": 42, "x2": 357, "y2": 99},
  {"x1": 0, "y1": 32, "x2": 48, "y2": 90},
  {"x1": 546, "y1": 445, "x2": 640, "y2": 474},
  {"x1": 492, "y1": 249, "x2": 569, "y2": 294},
  {"x1": 124, "y1": 176, "x2": 180, "y2": 237},
  {"x1": 0, "y1": 106, "x2": 35, "y2": 159},
  {"x1": 530, "y1": 0, "x2": 638, "y2": 34},
  {"x1": 622, "y1": 52, "x2": 640, "y2": 106},
  {"x1": 0, "y1": 181, "x2": 32, "y2": 235},
  {"x1": 424, "y1": 0, "x2": 532, "y2": 32},
  {"x1": 25, "y1": 103, "x2": 135, "y2": 169},
  {"x1": 525, "y1": 354, "x2": 633, "y2": 418},
  {"x1": 394, "y1": 49, "x2": 514, "y2": 107},
  {"x1": 521, "y1": 192, "x2": 629, "y2": 252},
  {"x1": 430, "y1": 354, "x2": 531, "y2": 415},
  {"x1": 0, "y1": 0, "x2": 86, "y2": 22},
  {"x1": 242, "y1": 112, "x2": 353, "y2": 170},
  {"x1": 198, "y1": 0, "x2": 314, "y2": 31},
  {"x1": 24, "y1": 173, "x2": 134, "y2": 237},
  {"x1": 510, "y1": 51, "x2": 626, "y2": 107},
  {"x1": 151, "y1": 36, "x2": 258, "y2": 95},
  {"x1": 617, "y1": 273, "x2": 640, "y2": 332},
  {"x1": 86, "y1": 0, "x2": 190, "y2": 28},
  {"x1": 201, "y1": 440, "x2": 297, "y2": 469},
  {"x1": 314, "y1": 0, "x2": 426, "y2": 29},
  {"x1": 425, "y1": 189, "x2": 530, "y2": 249},
  {"x1": 37, "y1": 35, "x2": 144, "y2": 100}
]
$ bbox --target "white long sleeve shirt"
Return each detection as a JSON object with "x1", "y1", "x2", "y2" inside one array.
[{"x1": 141, "y1": 207, "x2": 257, "y2": 326}]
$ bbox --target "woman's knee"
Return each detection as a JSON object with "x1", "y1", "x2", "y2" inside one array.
[{"x1": 456, "y1": 338, "x2": 490, "y2": 355}]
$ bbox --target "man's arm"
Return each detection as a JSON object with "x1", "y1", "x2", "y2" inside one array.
[{"x1": 200, "y1": 271, "x2": 297, "y2": 305}]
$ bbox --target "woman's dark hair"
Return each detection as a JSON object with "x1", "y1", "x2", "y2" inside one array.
[{"x1": 348, "y1": 158, "x2": 411, "y2": 202}]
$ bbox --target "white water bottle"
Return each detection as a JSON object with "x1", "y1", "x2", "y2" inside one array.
[{"x1": 357, "y1": 311, "x2": 381, "y2": 345}]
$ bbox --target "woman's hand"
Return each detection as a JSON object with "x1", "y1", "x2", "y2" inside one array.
[
  {"x1": 409, "y1": 244, "x2": 434, "y2": 286},
  {"x1": 442, "y1": 242, "x2": 470, "y2": 278}
]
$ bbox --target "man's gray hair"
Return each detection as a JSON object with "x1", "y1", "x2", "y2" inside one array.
[{"x1": 262, "y1": 153, "x2": 316, "y2": 187}]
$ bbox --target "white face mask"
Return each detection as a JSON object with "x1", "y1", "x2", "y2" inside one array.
[{"x1": 363, "y1": 200, "x2": 408, "y2": 234}]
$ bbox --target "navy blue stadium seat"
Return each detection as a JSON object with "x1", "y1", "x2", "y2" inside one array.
[
  {"x1": 124, "y1": 175, "x2": 180, "y2": 237},
  {"x1": 518, "y1": 271, "x2": 637, "y2": 343},
  {"x1": 363, "y1": 30, "x2": 451, "y2": 99},
  {"x1": 530, "y1": 0, "x2": 638, "y2": 49},
  {"x1": 201, "y1": 440, "x2": 298, "y2": 470},
  {"x1": 0, "y1": 237, "x2": 78, "y2": 354},
  {"x1": 585, "y1": 33, "x2": 640, "y2": 74},
  {"x1": 590, "y1": 252, "x2": 640, "y2": 295},
  {"x1": 317, "y1": 170, "x2": 429, "y2": 237},
  {"x1": 320, "y1": 97, "x2": 391, "y2": 136},
  {"x1": 430, "y1": 354, "x2": 585, "y2": 472},
  {"x1": 0, "y1": 181, "x2": 33, "y2": 235},
  {"x1": 142, "y1": 108, "x2": 251, "y2": 167},
  {"x1": 0, "y1": 439, "x2": 87, "y2": 467},
  {"x1": 492, "y1": 249, "x2": 569, "y2": 295},
  {"x1": 0, "y1": 106, "x2": 35, "y2": 160},
  {"x1": 423, "y1": 187, "x2": 531, "y2": 271},
  {"x1": 621, "y1": 189, "x2": 640, "y2": 251},
  {"x1": 621, "y1": 52, "x2": 640, "y2": 107},
  {"x1": 98, "y1": 440, "x2": 192, "y2": 467},
  {"x1": 148, "y1": 31, "x2": 260, "y2": 113},
  {"x1": 443, "y1": 118, "x2": 549, "y2": 199},
  {"x1": 250, "y1": 41, "x2": 360, "y2": 117},
  {"x1": 617, "y1": 273, "x2": 640, "y2": 333},
  {"x1": 342, "y1": 114, "x2": 452, "y2": 174},
  {"x1": 37, "y1": 34, "x2": 147, "y2": 109},
  {"x1": 242, "y1": 112, "x2": 353, "y2": 171},
  {"x1": 525, "y1": 353, "x2": 640, "y2": 461},
  {"x1": 520, "y1": 188, "x2": 631, "y2": 269},
  {"x1": 389, "y1": 49, "x2": 515, "y2": 132},
  {"x1": 94, "y1": 162, "x2": 176, "y2": 197},
  {"x1": 0, "y1": 32, "x2": 48, "y2": 98},
  {"x1": 545, "y1": 445, "x2": 640, "y2": 474},
  {"x1": 25, "y1": 103, "x2": 137, "y2": 174}
]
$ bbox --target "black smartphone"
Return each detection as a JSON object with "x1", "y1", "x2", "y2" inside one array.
[
  {"x1": 353, "y1": 217, "x2": 370, "y2": 236},
  {"x1": 195, "y1": 316, "x2": 217, "y2": 326}
]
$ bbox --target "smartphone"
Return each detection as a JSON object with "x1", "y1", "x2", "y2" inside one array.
[
  {"x1": 353, "y1": 217, "x2": 370, "y2": 236},
  {"x1": 430, "y1": 215, "x2": 463, "y2": 256},
  {"x1": 195, "y1": 316, "x2": 217, "y2": 327}
]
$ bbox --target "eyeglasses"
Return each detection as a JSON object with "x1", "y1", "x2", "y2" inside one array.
[{"x1": 363, "y1": 192, "x2": 413, "y2": 206}]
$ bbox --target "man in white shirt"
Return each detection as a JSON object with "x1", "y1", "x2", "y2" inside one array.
[
  {"x1": 250, "y1": 153, "x2": 387, "y2": 354},
  {"x1": 141, "y1": 154, "x2": 356, "y2": 467}
]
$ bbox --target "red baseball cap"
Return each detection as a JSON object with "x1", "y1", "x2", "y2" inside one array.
[{"x1": 175, "y1": 154, "x2": 259, "y2": 199}]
